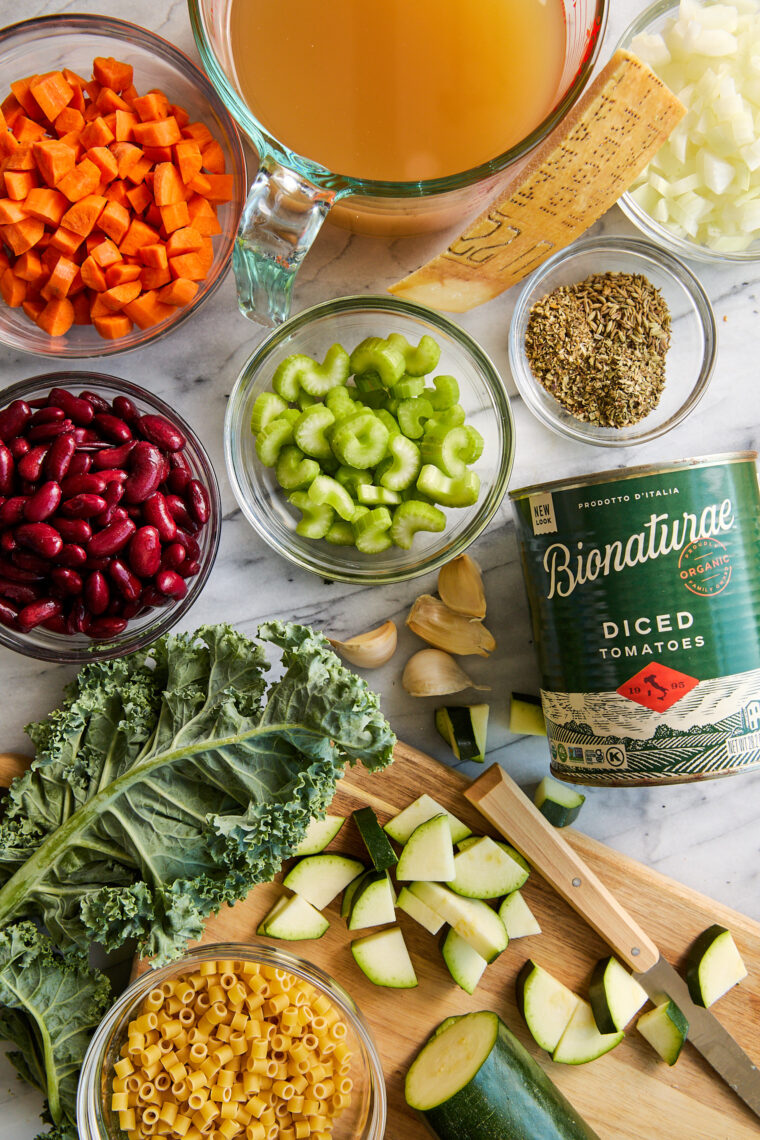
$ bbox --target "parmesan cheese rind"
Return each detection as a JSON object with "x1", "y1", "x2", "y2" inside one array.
[{"x1": 389, "y1": 51, "x2": 685, "y2": 312}]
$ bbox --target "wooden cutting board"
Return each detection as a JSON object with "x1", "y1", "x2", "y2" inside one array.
[{"x1": 193, "y1": 742, "x2": 760, "y2": 1140}]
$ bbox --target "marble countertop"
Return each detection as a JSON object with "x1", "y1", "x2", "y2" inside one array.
[{"x1": 1, "y1": 0, "x2": 759, "y2": 1135}]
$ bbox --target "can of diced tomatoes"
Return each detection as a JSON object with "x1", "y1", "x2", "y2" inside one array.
[{"x1": 510, "y1": 453, "x2": 760, "y2": 786}]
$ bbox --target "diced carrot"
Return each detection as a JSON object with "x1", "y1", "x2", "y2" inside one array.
[
  {"x1": 93, "y1": 312, "x2": 133, "y2": 339},
  {"x1": 101, "y1": 280, "x2": 142, "y2": 310},
  {"x1": 0, "y1": 131, "x2": 20, "y2": 159},
  {"x1": 159, "y1": 201, "x2": 190, "y2": 234},
  {"x1": 142, "y1": 145, "x2": 173, "y2": 165},
  {"x1": 0, "y1": 267, "x2": 26, "y2": 307},
  {"x1": 121, "y1": 84, "x2": 140, "y2": 106},
  {"x1": 79, "y1": 115, "x2": 115, "y2": 150},
  {"x1": 132, "y1": 91, "x2": 170, "y2": 122},
  {"x1": 14, "y1": 249, "x2": 44, "y2": 284},
  {"x1": 36, "y1": 296, "x2": 75, "y2": 336},
  {"x1": 139, "y1": 242, "x2": 168, "y2": 269},
  {"x1": 98, "y1": 199, "x2": 131, "y2": 244},
  {"x1": 1, "y1": 216, "x2": 44, "y2": 255},
  {"x1": 14, "y1": 117, "x2": 48, "y2": 145},
  {"x1": 24, "y1": 186, "x2": 67, "y2": 225},
  {"x1": 54, "y1": 107, "x2": 85, "y2": 136},
  {"x1": 96, "y1": 87, "x2": 131, "y2": 115},
  {"x1": 105, "y1": 261, "x2": 142, "y2": 287},
  {"x1": 5, "y1": 145, "x2": 36, "y2": 171},
  {"x1": 145, "y1": 204, "x2": 163, "y2": 230},
  {"x1": 170, "y1": 104, "x2": 190, "y2": 129},
  {"x1": 9, "y1": 77, "x2": 42, "y2": 120},
  {"x1": 166, "y1": 226, "x2": 203, "y2": 257},
  {"x1": 140, "y1": 265, "x2": 172, "y2": 290},
  {"x1": 114, "y1": 109, "x2": 138, "y2": 142},
  {"x1": 185, "y1": 171, "x2": 211, "y2": 197},
  {"x1": 63, "y1": 69, "x2": 87, "y2": 113},
  {"x1": 0, "y1": 249, "x2": 9, "y2": 274},
  {"x1": 126, "y1": 183, "x2": 152, "y2": 214},
  {"x1": 1, "y1": 93, "x2": 22, "y2": 120},
  {"x1": 90, "y1": 238, "x2": 122, "y2": 269},
  {"x1": 49, "y1": 225, "x2": 85, "y2": 257},
  {"x1": 80, "y1": 254, "x2": 107, "y2": 292},
  {"x1": 32, "y1": 139, "x2": 76, "y2": 186},
  {"x1": 89, "y1": 293, "x2": 112, "y2": 318},
  {"x1": 204, "y1": 174, "x2": 234, "y2": 203},
  {"x1": 71, "y1": 291, "x2": 91, "y2": 324},
  {"x1": 4, "y1": 170, "x2": 37, "y2": 200},
  {"x1": 156, "y1": 277, "x2": 198, "y2": 306},
  {"x1": 111, "y1": 141, "x2": 141, "y2": 179},
  {"x1": 182, "y1": 121, "x2": 215, "y2": 148},
  {"x1": 68, "y1": 266, "x2": 84, "y2": 294},
  {"x1": 0, "y1": 198, "x2": 29, "y2": 224},
  {"x1": 201, "y1": 140, "x2": 226, "y2": 174},
  {"x1": 124, "y1": 289, "x2": 175, "y2": 328},
  {"x1": 56, "y1": 132, "x2": 84, "y2": 161},
  {"x1": 124, "y1": 156, "x2": 152, "y2": 186},
  {"x1": 42, "y1": 254, "x2": 78, "y2": 299},
  {"x1": 168, "y1": 252, "x2": 206, "y2": 281},
  {"x1": 104, "y1": 179, "x2": 130, "y2": 208},
  {"x1": 150, "y1": 160, "x2": 184, "y2": 207},
  {"x1": 132, "y1": 117, "x2": 181, "y2": 149},
  {"x1": 22, "y1": 297, "x2": 45, "y2": 323},
  {"x1": 119, "y1": 217, "x2": 159, "y2": 256},
  {"x1": 197, "y1": 235, "x2": 214, "y2": 273},
  {"x1": 29, "y1": 71, "x2": 74, "y2": 123},
  {"x1": 87, "y1": 146, "x2": 118, "y2": 183},
  {"x1": 83, "y1": 78, "x2": 101, "y2": 102},
  {"x1": 187, "y1": 194, "x2": 221, "y2": 235},
  {"x1": 60, "y1": 194, "x2": 107, "y2": 236},
  {"x1": 92, "y1": 57, "x2": 134, "y2": 93},
  {"x1": 57, "y1": 157, "x2": 101, "y2": 202}
]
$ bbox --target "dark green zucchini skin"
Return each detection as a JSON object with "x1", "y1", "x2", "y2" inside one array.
[
  {"x1": 588, "y1": 956, "x2": 617, "y2": 1034},
  {"x1": 422, "y1": 1015, "x2": 600, "y2": 1140},
  {"x1": 685, "y1": 923, "x2": 728, "y2": 1007},
  {"x1": 352, "y1": 806, "x2": 398, "y2": 872}
]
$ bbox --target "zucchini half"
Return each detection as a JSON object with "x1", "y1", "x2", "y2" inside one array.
[{"x1": 405, "y1": 1011, "x2": 600, "y2": 1139}]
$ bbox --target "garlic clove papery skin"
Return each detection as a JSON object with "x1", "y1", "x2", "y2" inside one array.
[
  {"x1": 437, "y1": 554, "x2": 487, "y2": 619},
  {"x1": 328, "y1": 620, "x2": 398, "y2": 668},
  {"x1": 401, "y1": 648, "x2": 490, "y2": 697},
  {"x1": 407, "y1": 594, "x2": 495, "y2": 656}
]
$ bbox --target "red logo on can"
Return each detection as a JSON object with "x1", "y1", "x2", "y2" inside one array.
[{"x1": 617, "y1": 662, "x2": 699, "y2": 712}]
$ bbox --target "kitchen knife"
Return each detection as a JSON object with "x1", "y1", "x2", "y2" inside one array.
[{"x1": 466, "y1": 764, "x2": 760, "y2": 1119}]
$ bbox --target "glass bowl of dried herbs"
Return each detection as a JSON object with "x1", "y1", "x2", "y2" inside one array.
[{"x1": 508, "y1": 235, "x2": 716, "y2": 447}]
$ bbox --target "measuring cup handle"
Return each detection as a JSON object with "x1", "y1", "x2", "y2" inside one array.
[{"x1": 233, "y1": 158, "x2": 335, "y2": 326}]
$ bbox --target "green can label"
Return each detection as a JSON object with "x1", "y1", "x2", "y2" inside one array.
[{"x1": 511, "y1": 454, "x2": 760, "y2": 786}]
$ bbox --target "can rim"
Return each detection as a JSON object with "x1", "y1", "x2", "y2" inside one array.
[{"x1": 509, "y1": 451, "x2": 758, "y2": 501}]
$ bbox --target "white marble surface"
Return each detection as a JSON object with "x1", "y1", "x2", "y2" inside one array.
[{"x1": 1, "y1": 0, "x2": 759, "y2": 1135}]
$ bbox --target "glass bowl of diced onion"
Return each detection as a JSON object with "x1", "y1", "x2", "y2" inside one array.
[
  {"x1": 618, "y1": 0, "x2": 760, "y2": 262},
  {"x1": 77, "y1": 942, "x2": 387, "y2": 1140}
]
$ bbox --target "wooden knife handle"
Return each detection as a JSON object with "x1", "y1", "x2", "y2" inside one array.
[
  {"x1": 466, "y1": 764, "x2": 660, "y2": 972},
  {"x1": 0, "y1": 752, "x2": 32, "y2": 788}
]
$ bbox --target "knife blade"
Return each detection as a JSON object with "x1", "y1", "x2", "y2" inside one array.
[{"x1": 465, "y1": 763, "x2": 760, "y2": 1120}]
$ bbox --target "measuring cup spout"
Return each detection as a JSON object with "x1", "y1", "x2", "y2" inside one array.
[{"x1": 233, "y1": 159, "x2": 334, "y2": 326}]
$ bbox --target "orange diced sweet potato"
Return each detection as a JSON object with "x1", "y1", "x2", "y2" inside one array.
[
  {"x1": 166, "y1": 226, "x2": 203, "y2": 257},
  {"x1": 3, "y1": 170, "x2": 37, "y2": 200},
  {"x1": 90, "y1": 238, "x2": 122, "y2": 268},
  {"x1": 24, "y1": 187, "x2": 68, "y2": 226},
  {"x1": 80, "y1": 254, "x2": 107, "y2": 292},
  {"x1": 96, "y1": 87, "x2": 131, "y2": 115},
  {"x1": 71, "y1": 291, "x2": 92, "y2": 324},
  {"x1": 101, "y1": 280, "x2": 142, "y2": 310},
  {"x1": 42, "y1": 254, "x2": 78, "y2": 299},
  {"x1": 0, "y1": 198, "x2": 29, "y2": 224},
  {"x1": 140, "y1": 265, "x2": 171, "y2": 290},
  {"x1": 139, "y1": 242, "x2": 168, "y2": 270},
  {"x1": 204, "y1": 174, "x2": 233, "y2": 203},
  {"x1": 60, "y1": 193, "x2": 107, "y2": 236},
  {"x1": 14, "y1": 249, "x2": 44, "y2": 284},
  {"x1": 104, "y1": 179, "x2": 130, "y2": 208},
  {"x1": 152, "y1": 161, "x2": 185, "y2": 206},
  {"x1": 119, "y1": 217, "x2": 159, "y2": 256},
  {"x1": 105, "y1": 261, "x2": 142, "y2": 287},
  {"x1": 168, "y1": 252, "x2": 206, "y2": 281},
  {"x1": 132, "y1": 91, "x2": 170, "y2": 122},
  {"x1": 201, "y1": 140, "x2": 225, "y2": 174},
  {"x1": 174, "y1": 139, "x2": 203, "y2": 184},
  {"x1": 79, "y1": 115, "x2": 115, "y2": 150},
  {"x1": 126, "y1": 182, "x2": 152, "y2": 214},
  {"x1": 13, "y1": 116, "x2": 48, "y2": 144},
  {"x1": 22, "y1": 297, "x2": 45, "y2": 323},
  {"x1": 49, "y1": 225, "x2": 85, "y2": 257},
  {"x1": 132, "y1": 117, "x2": 181, "y2": 148},
  {"x1": 182, "y1": 121, "x2": 214, "y2": 148},
  {"x1": 114, "y1": 109, "x2": 138, "y2": 142},
  {"x1": 54, "y1": 107, "x2": 85, "y2": 136},
  {"x1": 186, "y1": 194, "x2": 221, "y2": 236},
  {"x1": 9, "y1": 77, "x2": 43, "y2": 120}
]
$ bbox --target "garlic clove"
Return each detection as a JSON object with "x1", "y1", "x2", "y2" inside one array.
[
  {"x1": 437, "y1": 553, "x2": 487, "y2": 619},
  {"x1": 328, "y1": 620, "x2": 398, "y2": 669},
  {"x1": 402, "y1": 648, "x2": 490, "y2": 697},
  {"x1": 407, "y1": 594, "x2": 495, "y2": 657}
]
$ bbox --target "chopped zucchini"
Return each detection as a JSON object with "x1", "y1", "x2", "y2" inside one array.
[
  {"x1": 352, "y1": 806, "x2": 398, "y2": 871},
  {"x1": 409, "y1": 881, "x2": 508, "y2": 962},
  {"x1": 292, "y1": 814, "x2": 345, "y2": 856},
  {"x1": 341, "y1": 870, "x2": 370, "y2": 919},
  {"x1": 685, "y1": 924, "x2": 747, "y2": 1008},
  {"x1": 498, "y1": 891, "x2": 541, "y2": 939},
  {"x1": 589, "y1": 956, "x2": 648, "y2": 1033},
  {"x1": 282, "y1": 854, "x2": 365, "y2": 910},
  {"x1": 435, "y1": 704, "x2": 489, "y2": 762},
  {"x1": 257, "y1": 893, "x2": 329, "y2": 940},
  {"x1": 447, "y1": 835, "x2": 528, "y2": 899},
  {"x1": 441, "y1": 929, "x2": 487, "y2": 994},
  {"x1": 384, "y1": 793, "x2": 472, "y2": 845},
  {"x1": 351, "y1": 926, "x2": 418, "y2": 988},
  {"x1": 516, "y1": 960, "x2": 580, "y2": 1054},
  {"x1": 534, "y1": 775, "x2": 585, "y2": 827},
  {"x1": 636, "y1": 1000, "x2": 689, "y2": 1066},
  {"x1": 396, "y1": 814, "x2": 455, "y2": 882},
  {"x1": 509, "y1": 692, "x2": 546, "y2": 736},
  {"x1": 347, "y1": 871, "x2": 396, "y2": 930},
  {"x1": 552, "y1": 999, "x2": 624, "y2": 1065},
  {"x1": 397, "y1": 886, "x2": 445, "y2": 935},
  {"x1": 458, "y1": 836, "x2": 530, "y2": 875}
]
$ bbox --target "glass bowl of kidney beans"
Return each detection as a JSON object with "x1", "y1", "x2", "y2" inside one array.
[{"x1": 0, "y1": 372, "x2": 220, "y2": 661}]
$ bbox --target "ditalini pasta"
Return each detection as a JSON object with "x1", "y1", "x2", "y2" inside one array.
[{"x1": 111, "y1": 961, "x2": 355, "y2": 1140}]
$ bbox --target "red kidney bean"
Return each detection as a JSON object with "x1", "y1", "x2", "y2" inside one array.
[
  {"x1": 0, "y1": 400, "x2": 31, "y2": 442},
  {"x1": 169, "y1": 449, "x2": 191, "y2": 472},
  {"x1": 72, "y1": 427, "x2": 100, "y2": 445},
  {"x1": 165, "y1": 493, "x2": 197, "y2": 533},
  {"x1": 85, "y1": 556, "x2": 111, "y2": 571},
  {"x1": 0, "y1": 444, "x2": 13, "y2": 496},
  {"x1": 17, "y1": 598, "x2": 62, "y2": 632},
  {"x1": 143, "y1": 492, "x2": 176, "y2": 541},
  {"x1": 124, "y1": 441, "x2": 163, "y2": 504},
  {"x1": 16, "y1": 522, "x2": 63, "y2": 559},
  {"x1": 106, "y1": 596, "x2": 123, "y2": 616},
  {"x1": 85, "y1": 616, "x2": 127, "y2": 639},
  {"x1": 27, "y1": 397, "x2": 47, "y2": 409},
  {"x1": 0, "y1": 578, "x2": 41, "y2": 605},
  {"x1": 17, "y1": 445, "x2": 49, "y2": 483},
  {"x1": 60, "y1": 494, "x2": 107, "y2": 518},
  {"x1": 173, "y1": 529, "x2": 201, "y2": 561},
  {"x1": 109, "y1": 559, "x2": 141, "y2": 601},
  {"x1": 0, "y1": 598, "x2": 19, "y2": 626},
  {"x1": 0, "y1": 497, "x2": 28, "y2": 528},
  {"x1": 92, "y1": 440, "x2": 135, "y2": 469},
  {"x1": 79, "y1": 390, "x2": 110, "y2": 413},
  {"x1": 161, "y1": 542, "x2": 186, "y2": 572},
  {"x1": 0, "y1": 557, "x2": 41, "y2": 582},
  {"x1": 24, "y1": 482, "x2": 62, "y2": 523},
  {"x1": 155, "y1": 569, "x2": 187, "y2": 599},
  {"x1": 50, "y1": 567, "x2": 83, "y2": 595},
  {"x1": 121, "y1": 599, "x2": 145, "y2": 619},
  {"x1": 67, "y1": 453, "x2": 91, "y2": 476},
  {"x1": 52, "y1": 516, "x2": 91, "y2": 544},
  {"x1": 47, "y1": 388, "x2": 95, "y2": 426},
  {"x1": 30, "y1": 406, "x2": 65, "y2": 426},
  {"x1": 128, "y1": 525, "x2": 161, "y2": 578},
  {"x1": 186, "y1": 480, "x2": 210, "y2": 526},
  {"x1": 97, "y1": 468, "x2": 128, "y2": 486},
  {"x1": 27, "y1": 419, "x2": 73, "y2": 444},
  {"x1": 66, "y1": 598, "x2": 88, "y2": 634},
  {"x1": 88, "y1": 517, "x2": 136, "y2": 558},
  {"x1": 179, "y1": 559, "x2": 201, "y2": 579},
  {"x1": 19, "y1": 480, "x2": 38, "y2": 497},
  {"x1": 44, "y1": 432, "x2": 76, "y2": 482},
  {"x1": 0, "y1": 532, "x2": 16, "y2": 554},
  {"x1": 55, "y1": 544, "x2": 87, "y2": 568},
  {"x1": 97, "y1": 506, "x2": 129, "y2": 530},
  {"x1": 60, "y1": 472, "x2": 107, "y2": 497},
  {"x1": 112, "y1": 395, "x2": 139, "y2": 423},
  {"x1": 93, "y1": 414, "x2": 132, "y2": 444},
  {"x1": 166, "y1": 466, "x2": 191, "y2": 495},
  {"x1": 94, "y1": 482, "x2": 126, "y2": 526},
  {"x1": 9, "y1": 437, "x2": 30, "y2": 460},
  {"x1": 42, "y1": 612, "x2": 68, "y2": 633},
  {"x1": 84, "y1": 571, "x2": 110, "y2": 615},
  {"x1": 11, "y1": 549, "x2": 49, "y2": 574},
  {"x1": 138, "y1": 414, "x2": 185, "y2": 452}
]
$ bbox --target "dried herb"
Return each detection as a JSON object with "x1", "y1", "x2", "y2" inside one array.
[{"x1": 524, "y1": 272, "x2": 671, "y2": 428}]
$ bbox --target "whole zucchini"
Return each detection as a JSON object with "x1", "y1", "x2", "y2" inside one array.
[{"x1": 405, "y1": 1010, "x2": 600, "y2": 1140}]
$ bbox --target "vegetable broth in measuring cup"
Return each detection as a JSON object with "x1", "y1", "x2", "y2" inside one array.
[{"x1": 227, "y1": 0, "x2": 566, "y2": 182}]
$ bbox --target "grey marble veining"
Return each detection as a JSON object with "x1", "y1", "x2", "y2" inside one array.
[{"x1": 1, "y1": 0, "x2": 759, "y2": 1134}]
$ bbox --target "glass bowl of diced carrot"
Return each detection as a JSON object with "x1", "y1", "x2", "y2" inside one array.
[
  {"x1": 77, "y1": 942, "x2": 387, "y2": 1140},
  {"x1": 0, "y1": 14, "x2": 246, "y2": 357}
]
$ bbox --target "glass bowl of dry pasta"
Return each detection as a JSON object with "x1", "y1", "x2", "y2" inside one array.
[{"x1": 77, "y1": 942, "x2": 387, "y2": 1140}]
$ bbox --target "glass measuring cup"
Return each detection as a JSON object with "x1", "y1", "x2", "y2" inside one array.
[{"x1": 188, "y1": 0, "x2": 607, "y2": 326}]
